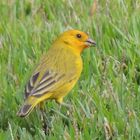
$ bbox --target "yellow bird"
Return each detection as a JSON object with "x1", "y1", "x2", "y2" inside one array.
[{"x1": 17, "y1": 29, "x2": 96, "y2": 117}]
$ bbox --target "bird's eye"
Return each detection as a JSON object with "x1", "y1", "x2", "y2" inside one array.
[{"x1": 76, "y1": 34, "x2": 82, "y2": 38}]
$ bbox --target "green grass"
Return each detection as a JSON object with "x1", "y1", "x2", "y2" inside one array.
[{"x1": 0, "y1": 0, "x2": 140, "y2": 139}]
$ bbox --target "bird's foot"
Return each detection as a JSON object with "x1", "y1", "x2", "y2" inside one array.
[{"x1": 60, "y1": 102, "x2": 72, "y2": 108}]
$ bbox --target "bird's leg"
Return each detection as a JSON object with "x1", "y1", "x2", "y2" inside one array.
[
  {"x1": 39, "y1": 102, "x2": 51, "y2": 135},
  {"x1": 39, "y1": 102, "x2": 45, "y2": 122},
  {"x1": 56, "y1": 98, "x2": 72, "y2": 108}
]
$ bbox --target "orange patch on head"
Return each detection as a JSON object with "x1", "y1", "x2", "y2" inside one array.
[{"x1": 55, "y1": 29, "x2": 96, "y2": 54}]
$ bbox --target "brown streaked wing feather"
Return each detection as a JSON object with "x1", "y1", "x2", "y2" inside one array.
[
  {"x1": 25, "y1": 72, "x2": 40, "y2": 98},
  {"x1": 31, "y1": 72, "x2": 65, "y2": 97},
  {"x1": 32, "y1": 74, "x2": 65, "y2": 97},
  {"x1": 25, "y1": 68, "x2": 65, "y2": 98}
]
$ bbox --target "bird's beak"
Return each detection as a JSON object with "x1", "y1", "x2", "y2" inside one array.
[{"x1": 85, "y1": 38, "x2": 96, "y2": 47}]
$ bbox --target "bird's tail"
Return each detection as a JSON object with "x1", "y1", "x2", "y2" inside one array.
[{"x1": 17, "y1": 96, "x2": 40, "y2": 117}]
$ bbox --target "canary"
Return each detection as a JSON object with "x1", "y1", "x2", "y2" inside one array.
[{"x1": 17, "y1": 29, "x2": 96, "y2": 117}]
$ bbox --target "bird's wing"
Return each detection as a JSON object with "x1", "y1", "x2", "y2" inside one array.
[{"x1": 24, "y1": 68, "x2": 67, "y2": 98}]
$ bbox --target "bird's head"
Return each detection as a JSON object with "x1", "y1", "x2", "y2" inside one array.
[{"x1": 54, "y1": 29, "x2": 96, "y2": 54}]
